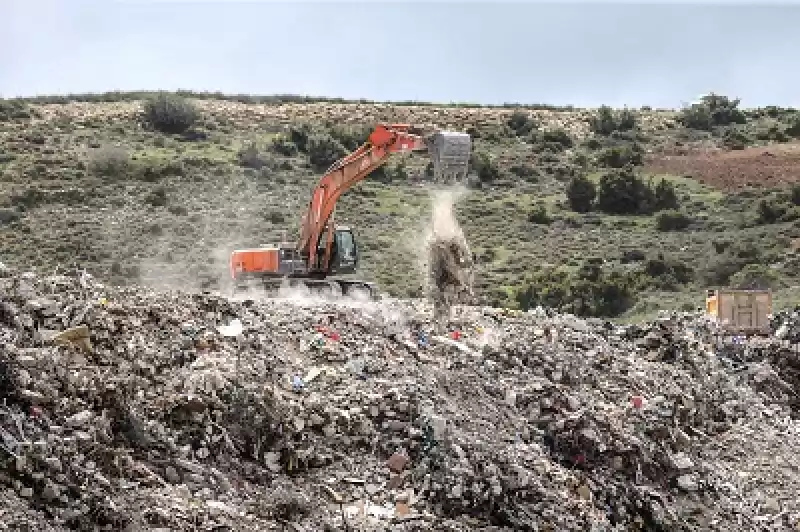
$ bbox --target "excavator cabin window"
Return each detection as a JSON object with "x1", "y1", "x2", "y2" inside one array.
[{"x1": 322, "y1": 228, "x2": 357, "y2": 273}]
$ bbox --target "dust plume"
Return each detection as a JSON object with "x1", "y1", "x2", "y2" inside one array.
[{"x1": 421, "y1": 185, "x2": 474, "y2": 329}]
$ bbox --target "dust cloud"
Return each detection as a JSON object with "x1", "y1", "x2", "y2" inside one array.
[{"x1": 422, "y1": 185, "x2": 474, "y2": 329}]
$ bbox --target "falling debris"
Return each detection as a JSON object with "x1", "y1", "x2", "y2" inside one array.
[{"x1": 424, "y1": 188, "x2": 474, "y2": 330}]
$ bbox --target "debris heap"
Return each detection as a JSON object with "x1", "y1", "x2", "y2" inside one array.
[{"x1": 0, "y1": 266, "x2": 799, "y2": 531}]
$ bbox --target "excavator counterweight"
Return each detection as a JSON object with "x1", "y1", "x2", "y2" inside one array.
[{"x1": 229, "y1": 123, "x2": 472, "y2": 299}]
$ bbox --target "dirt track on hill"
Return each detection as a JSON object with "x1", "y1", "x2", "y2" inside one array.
[{"x1": 645, "y1": 142, "x2": 800, "y2": 191}]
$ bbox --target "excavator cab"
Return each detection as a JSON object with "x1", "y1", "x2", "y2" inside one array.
[{"x1": 321, "y1": 226, "x2": 359, "y2": 274}]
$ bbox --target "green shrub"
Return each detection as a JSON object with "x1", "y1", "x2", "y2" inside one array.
[
  {"x1": 595, "y1": 144, "x2": 643, "y2": 168},
  {"x1": 595, "y1": 167, "x2": 651, "y2": 215},
  {"x1": 134, "y1": 159, "x2": 184, "y2": 182},
  {"x1": 754, "y1": 123, "x2": 789, "y2": 143},
  {"x1": 640, "y1": 254, "x2": 694, "y2": 290},
  {"x1": 10, "y1": 188, "x2": 46, "y2": 210},
  {"x1": 328, "y1": 124, "x2": 371, "y2": 151},
  {"x1": 653, "y1": 178, "x2": 679, "y2": 210},
  {"x1": 722, "y1": 127, "x2": 751, "y2": 150},
  {"x1": 655, "y1": 210, "x2": 691, "y2": 231},
  {"x1": 142, "y1": 93, "x2": 199, "y2": 134},
  {"x1": 786, "y1": 116, "x2": 800, "y2": 138},
  {"x1": 729, "y1": 264, "x2": 780, "y2": 290},
  {"x1": 679, "y1": 93, "x2": 746, "y2": 130},
  {"x1": 595, "y1": 167, "x2": 678, "y2": 215},
  {"x1": 756, "y1": 199, "x2": 783, "y2": 224},
  {"x1": 270, "y1": 135, "x2": 298, "y2": 157},
  {"x1": 528, "y1": 204, "x2": 551, "y2": 225},
  {"x1": 507, "y1": 111, "x2": 538, "y2": 136},
  {"x1": 87, "y1": 146, "x2": 131, "y2": 179},
  {"x1": 589, "y1": 106, "x2": 637, "y2": 135},
  {"x1": 0, "y1": 208, "x2": 20, "y2": 224},
  {"x1": 515, "y1": 260, "x2": 634, "y2": 317},
  {"x1": 145, "y1": 186, "x2": 168, "y2": 207},
  {"x1": 565, "y1": 174, "x2": 596, "y2": 213},
  {"x1": 791, "y1": 184, "x2": 800, "y2": 206},
  {"x1": 536, "y1": 128, "x2": 573, "y2": 148},
  {"x1": 471, "y1": 151, "x2": 500, "y2": 183},
  {"x1": 237, "y1": 142, "x2": 269, "y2": 169},
  {"x1": 307, "y1": 133, "x2": 347, "y2": 170},
  {"x1": 0, "y1": 100, "x2": 31, "y2": 121},
  {"x1": 509, "y1": 163, "x2": 538, "y2": 180},
  {"x1": 289, "y1": 124, "x2": 313, "y2": 152}
]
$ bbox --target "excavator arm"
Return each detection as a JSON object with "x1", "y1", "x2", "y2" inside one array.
[{"x1": 297, "y1": 124, "x2": 429, "y2": 273}]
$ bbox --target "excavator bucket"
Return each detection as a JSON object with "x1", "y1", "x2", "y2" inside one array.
[{"x1": 427, "y1": 131, "x2": 472, "y2": 185}]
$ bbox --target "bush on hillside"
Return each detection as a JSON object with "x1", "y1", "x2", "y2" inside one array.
[
  {"x1": 589, "y1": 106, "x2": 637, "y2": 135},
  {"x1": 142, "y1": 93, "x2": 199, "y2": 134},
  {"x1": 785, "y1": 115, "x2": 800, "y2": 138},
  {"x1": 515, "y1": 259, "x2": 634, "y2": 317},
  {"x1": 471, "y1": 151, "x2": 500, "y2": 183},
  {"x1": 640, "y1": 255, "x2": 694, "y2": 290},
  {"x1": 307, "y1": 133, "x2": 347, "y2": 170},
  {"x1": 729, "y1": 263, "x2": 780, "y2": 290},
  {"x1": 595, "y1": 143, "x2": 644, "y2": 168},
  {"x1": 0, "y1": 100, "x2": 32, "y2": 121},
  {"x1": 507, "y1": 111, "x2": 538, "y2": 136},
  {"x1": 528, "y1": 204, "x2": 551, "y2": 225},
  {"x1": 289, "y1": 124, "x2": 313, "y2": 153},
  {"x1": 237, "y1": 142, "x2": 269, "y2": 169},
  {"x1": 565, "y1": 174, "x2": 596, "y2": 213},
  {"x1": 722, "y1": 127, "x2": 751, "y2": 150},
  {"x1": 655, "y1": 210, "x2": 691, "y2": 231},
  {"x1": 87, "y1": 146, "x2": 131, "y2": 179},
  {"x1": 595, "y1": 166, "x2": 678, "y2": 215},
  {"x1": 679, "y1": 93, "x2": 746, "y2": 131},
  {"x1": 270, "y1": 135, "x2": 298, "y2": 157},
  {"x1": 328, "y1": 124, "x2": 371, "y2": 151}
]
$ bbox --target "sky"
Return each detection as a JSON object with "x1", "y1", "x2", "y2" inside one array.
[{"x1": 1, "y1": 0, "x2": 799, "y2": 108}]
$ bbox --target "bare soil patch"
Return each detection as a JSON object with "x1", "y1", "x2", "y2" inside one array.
[{"x1": 645, "y1": 142, "x2": 800, "y2": 191}]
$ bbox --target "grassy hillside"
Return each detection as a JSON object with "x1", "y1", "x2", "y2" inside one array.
[{"x1": 2, "y1": 91, "x2": 800, "y2": 320}]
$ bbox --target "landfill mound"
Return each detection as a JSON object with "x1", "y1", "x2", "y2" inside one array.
[{"x1": 0, "y1": 266, "x2": 799, "y2": 531}]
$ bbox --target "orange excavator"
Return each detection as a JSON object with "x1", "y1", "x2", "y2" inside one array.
[{"x1": 229, "y1": 123, "x2": 472, "y2": 299}]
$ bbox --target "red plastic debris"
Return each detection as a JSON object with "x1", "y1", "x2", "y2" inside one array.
[{"x1": 631, "y1": 396, "x2": 644, "y2": 409}]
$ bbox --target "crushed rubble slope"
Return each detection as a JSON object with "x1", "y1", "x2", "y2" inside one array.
[{"x1": 0, "y1": 265, "x2": 799, "y2": 531}]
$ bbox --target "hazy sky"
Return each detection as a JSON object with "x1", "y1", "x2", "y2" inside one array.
[{"x1": 2, "y1": 1, "x2": 799, "y2": 107}]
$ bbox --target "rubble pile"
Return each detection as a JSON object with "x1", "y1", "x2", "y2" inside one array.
[{"x1": 1, "y1": 267, "x2": 799, "y2": 531}]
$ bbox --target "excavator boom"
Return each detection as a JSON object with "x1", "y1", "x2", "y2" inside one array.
[{"x1": 298, "y1": 124, "x2": 428, "y2": 272}]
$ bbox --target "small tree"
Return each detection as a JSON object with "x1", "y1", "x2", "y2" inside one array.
[
  {"x1": 507, "y1": 111, "x2": 537, "y2": 136},
  {"x1": 566, "y1": 175, "x2": 596, "y2": 213},
  {"x1": 595, "y1": 144, "x2": 643, "y2": 168},
  {"x1": 307, "y1": 133, "x2": 347, "y2": 170},
  {"x1": 596, "y1": 166, "x2": 654, "y2": 215},
  {"x1": 471, "y1": 151, "x2": 500, "y2": 183},
  {"x1": 653, "y1": 178, "x2": 679, "y2": 210},
  {"x1": 679, "y1": 93, "x2": 746, "y2": 130},
  {"x1": 142, "y1": 93, "x2": 199, "y2": 134},
  {"x1": 528, "y1": 204, "x2": 551, "y2": 224},
  {"x1": 655, "y1": 210, "x2": 691, "y2": 231}
]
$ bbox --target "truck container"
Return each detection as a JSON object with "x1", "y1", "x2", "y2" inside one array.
[{"x1": 705, "y1": 289, "x2": 772, "y2": 334}]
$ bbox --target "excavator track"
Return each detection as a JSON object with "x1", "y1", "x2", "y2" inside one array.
[{"x1": 232, "y1": 277, "x2": 376, "y2": 301}]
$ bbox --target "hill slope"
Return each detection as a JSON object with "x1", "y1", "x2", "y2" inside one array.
[{"x1": 2, "y1": 92, "x2": 800, "y2": 318}]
